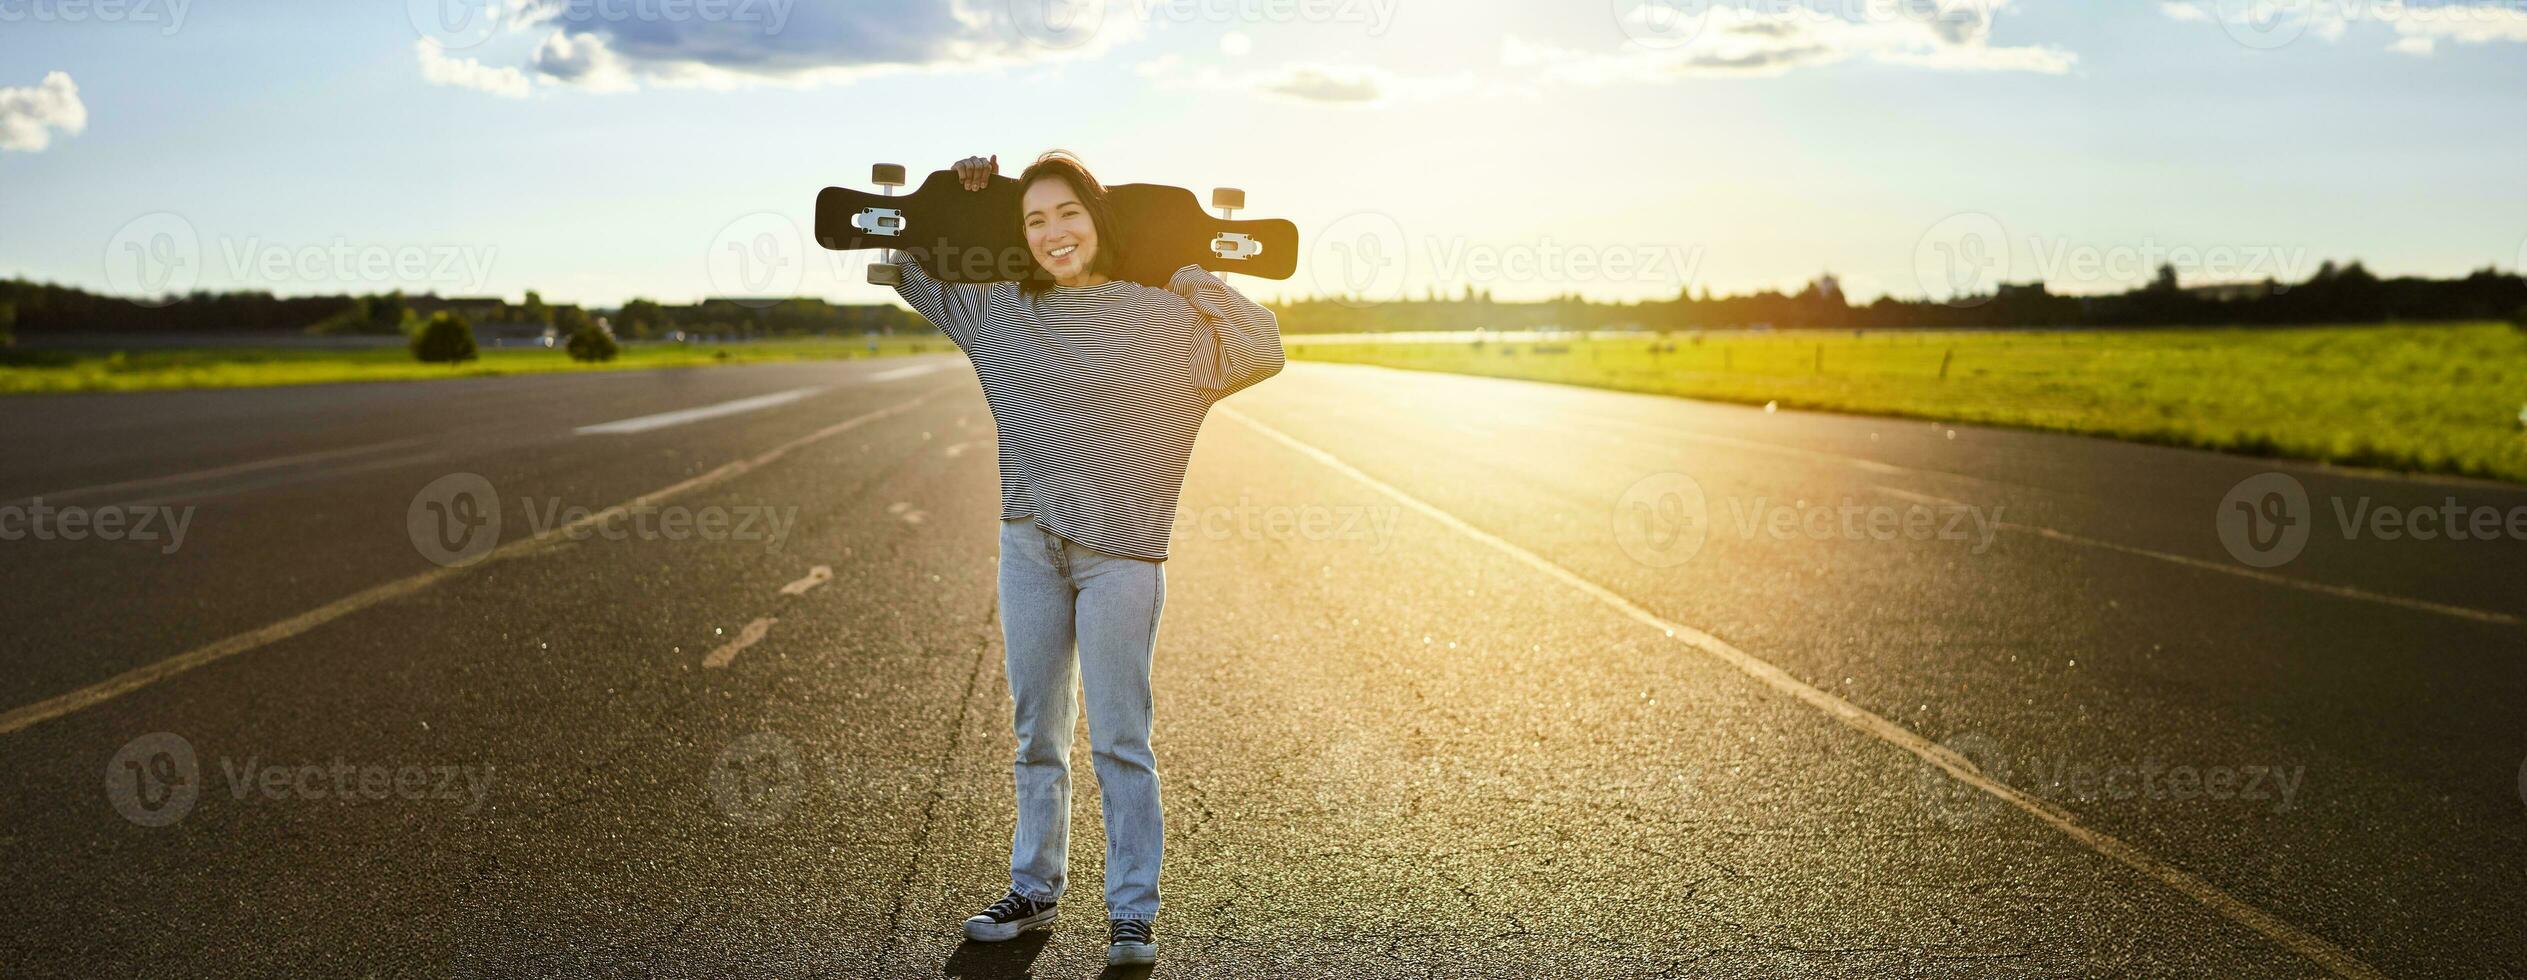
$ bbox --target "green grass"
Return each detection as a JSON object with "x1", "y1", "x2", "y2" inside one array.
[
  {"x1": 0, "y1": 336, "x2": 952, "y2": 395},
  {"x1": 1287, "y1": 323, "x2": 2527, "y2": 484}
]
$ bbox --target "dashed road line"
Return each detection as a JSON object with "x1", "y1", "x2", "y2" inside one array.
[
  {"x1": 867, "y1": 363, "x2": 944, "y2": 383},
  {"x1": 1218, "y1": 403, "x2": 2386, "y2": 980},
  {"x1": 576, "y1": 387, "x2": 826, "y2": 436},
  {"x1": 779, "y1": 565, "x2": 833, "y2": 596},
  {"x1": 702, "y1": 617, "x2": 777, "y2": 669}
]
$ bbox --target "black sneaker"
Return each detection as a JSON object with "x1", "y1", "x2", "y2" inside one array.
[
  {"x1": 961, "y1": 889, "x2": 1056, "y2": 942},
  {"x1": 1107, "y1": 918, "x2": 1157, "y2": 965}
]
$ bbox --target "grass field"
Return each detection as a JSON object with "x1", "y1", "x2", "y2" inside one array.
[
  {"x1": 1286, "y1": 323, "x2": 2527, "y2": 484},
  {"x1": 0, "y1": 336, "x2": 951, "y2": 395}
]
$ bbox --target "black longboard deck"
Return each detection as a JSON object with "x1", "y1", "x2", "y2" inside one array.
[{"x1": 815, "y1": 170, "x2": 1299, "y2": 286}]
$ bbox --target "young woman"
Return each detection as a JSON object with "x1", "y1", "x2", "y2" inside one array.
[{"x1": 889, "y1": 150, "x2": 1284, "y2": 966}]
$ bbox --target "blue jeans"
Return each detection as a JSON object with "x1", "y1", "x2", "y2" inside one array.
[{"x1": 997, "y1": 515, "x2": 1166, "y2": 921}]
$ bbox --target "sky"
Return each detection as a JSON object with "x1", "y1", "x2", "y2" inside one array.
[{"x1": 3, "y1": 0, "x2": 2525, "y2": 309}]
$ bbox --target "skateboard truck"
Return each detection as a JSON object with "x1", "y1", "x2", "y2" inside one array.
[
  {"x1": 865, "y1": 164, "x2": 907, "y2": 285},
  {"x1": 1208, "y1": 187, "x2": 1261, "y2": 261}
]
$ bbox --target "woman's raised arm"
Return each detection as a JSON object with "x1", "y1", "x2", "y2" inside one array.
[
  {"x1": 1169, "y1": 264, "x2": 1285, "y2": 403},
  {"x1": 890, "y1": 253, "x2": 988, "y2": 351}
]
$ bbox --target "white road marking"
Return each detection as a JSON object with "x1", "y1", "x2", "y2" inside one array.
[
  {"x1": 1872, "y1": 485, "x2": 2520, "y2": 628},
  {"x1": 868, "y1": 364, "x2": 943, "y2": 383},
  {"x1": 576, "y1": 387, "x2": 825, "y2": 436},
  {"x1": 8, "y1": 438, "x2": 429, "y2": 506},
  {"x1": 1218, "y1": 403, "x2": 2386, "y2": 980},
  {"x1": 778, "y1": 565, "x2": 833, "y2": 596},
  {"x1": 0, "y1": 386, "x2": 954, "y2": 737},
  {"x1": 702, "y1": 617, "x2": 777, "y2": 669}
]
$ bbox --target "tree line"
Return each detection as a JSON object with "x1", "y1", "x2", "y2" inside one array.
[
  {"x1": 1265, "y1": 262, "x2": 2527, "y2": 334},
  {"x1": 0, "y1": 281, "x2": 925, "y2": 340},
  {"x1": 5, "y1": 259, "x2": 2524, "y2": 343}
]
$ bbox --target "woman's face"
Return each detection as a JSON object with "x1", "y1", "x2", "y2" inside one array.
[{"x1": 1022, "y1": 176, "x2": 1102, "y2": 286}]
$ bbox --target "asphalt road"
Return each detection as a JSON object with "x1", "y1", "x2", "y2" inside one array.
[{"x1": 2, "y1": 355, "x2": 2521, "y2": 978}]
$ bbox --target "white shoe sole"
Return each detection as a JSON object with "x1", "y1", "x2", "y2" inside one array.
[
  {"x1": 962, "y1": 908, "x2": 1055, "y2": 942},
  {"x1": 1107, "y1": 941, "x2": 1158, "y2": 965}
]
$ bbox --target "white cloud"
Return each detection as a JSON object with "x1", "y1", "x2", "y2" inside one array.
[
  {"x1": 1504, "y1": 0, "x2": 2075, "y2": 85},
  {"x1": 1139, "y1": 57, "x2": 1477, "y2": 107},
  {"x1": 0, "y1": 71, "x2": 88, "y2": 153},
  {"x1": 417, "y1": 38, "x2": 533, "y2": 98},
  {"x1": 2161, "y1": 1, "x2": 2527, "y2": 54},
  {"x1": 416, "y1": 0, "x2": 1146, "y2": 94},
  {"x1": 532, "y1": 31, "x2": 638, "y2": 92}
]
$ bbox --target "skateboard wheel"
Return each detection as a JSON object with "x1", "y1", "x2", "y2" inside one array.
[
  {"x1": 1210, "y1": 187, "x2": 1245, "y2": 211},
  {"x1": 868, "y1": 263, "x2": 903, "y2": 286},
  {"x1": 873, "y1": 163, "x2": 906, "y2": 187}
]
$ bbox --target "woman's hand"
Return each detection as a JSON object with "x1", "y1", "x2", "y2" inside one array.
[{"x1": 954, "y1": 155, "x2": 998, "y2": 191}]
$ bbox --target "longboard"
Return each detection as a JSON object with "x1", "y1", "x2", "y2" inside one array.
[{"x1": 815, "y1": 165, "x2": 1299, "y2": 287}]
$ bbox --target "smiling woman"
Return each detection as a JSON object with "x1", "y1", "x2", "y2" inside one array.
[
  {"x1": 1011, "y1": 150, "x2": 1124, "y2": 296},
  {"x1": 886, "y1": 147, "x2": 1286, "y2": 969}
]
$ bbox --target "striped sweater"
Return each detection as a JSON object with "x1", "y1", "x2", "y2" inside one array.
[{"x1": 893, "y1": 257, "x2": 1285, "y2": 561}]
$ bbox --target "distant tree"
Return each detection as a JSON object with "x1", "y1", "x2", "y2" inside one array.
[
  {"x1": 558, "y1": 306, "x2": 619, "y2": 362},
  {"x1": 411, "y1": 310, "x2": 478, "y2": 363},
  {"x1": 0, "y1": 300, "x2": 14, "y2": 347},
  {"x1": 371, "y1": 290, "x2": 410, "y2": 332},
  {"x1": 616, "y1": 298, "x2": 671, "y2": 339},
  {"x1": 522, "y1": 290, "x2": 551, "y2": 326}
]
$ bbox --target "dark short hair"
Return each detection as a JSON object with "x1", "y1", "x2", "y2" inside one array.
[{"x1": 1015, "y1": 150, "x2": 1123, "y2": 297}]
